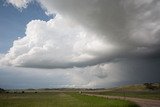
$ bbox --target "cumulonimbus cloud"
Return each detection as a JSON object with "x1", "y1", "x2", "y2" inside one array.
[
  {"x1": 1, "y1": 0, "x2": 160, "y2": 89},
  {"x1": 0, "y1": 14, "x2": 117, "y2": 68},
  {"x1": 1, "y1": 0, "x2": 160, "y2": 69},
  {"x1": 38, "y1": 0, "x2": 160, "y2": 53}
]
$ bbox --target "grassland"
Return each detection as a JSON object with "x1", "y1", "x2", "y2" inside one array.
[
  {"x1": 86, "y1": 83, "x2": 160, "y2": 100},
  {"x1": 86, "y1": 91, "x2": 160, "y2": 100},
  {"x1": 0, "y1": 92, "x2": 139, "y2": 107}
]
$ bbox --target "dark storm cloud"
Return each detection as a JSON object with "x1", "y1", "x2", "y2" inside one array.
[
  {"x1": 1, "y1": 0, "x2": 160, "y2": 69},
  {"x1": 39, "y1": 0, "x2": 160, "y2": 63},
  {"x1": 117, "y1": 58, "x2": 160, "y2": 83}
]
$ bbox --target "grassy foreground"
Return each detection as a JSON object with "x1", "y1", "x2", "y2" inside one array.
[
  {"x1": 86, "y1": 91, "x2": 160, "y2": 100},
  {"x1": 0, "y1": 92, "x2": 139, "y2": 107}
]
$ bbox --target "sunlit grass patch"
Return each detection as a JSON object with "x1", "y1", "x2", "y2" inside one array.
[{"x1": 0, "y1": 92, "x2": 139, "y2": 107}]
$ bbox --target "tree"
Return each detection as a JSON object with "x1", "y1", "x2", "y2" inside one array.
[
  {"x1": 0, "y1": 88, "x2": 5, "y2": 93},
  {"x1": 144, "y1": 83, "x2": 157, "y2": 90}
]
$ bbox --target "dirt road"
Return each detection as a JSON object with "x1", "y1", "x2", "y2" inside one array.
[{"x1": 85, "y1": 94, "x2": 160, "y2": 107}]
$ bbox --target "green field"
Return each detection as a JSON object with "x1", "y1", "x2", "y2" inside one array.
[
  {"x1": 0, "y1": 92, "x2": 139, "y2": 107},
  {"x1": 86, "y1": 91, "x2": 160, "y2": 100}
]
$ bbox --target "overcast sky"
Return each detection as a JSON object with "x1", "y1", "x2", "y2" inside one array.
[{"x1": 0, "y1": 0, "x2": 160, "y2": 89}]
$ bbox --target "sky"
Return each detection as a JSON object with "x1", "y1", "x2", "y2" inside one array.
[
  {"x1": 0, "y1": 0, "x2": 160, "y2": 89},
  {"x1": 0, "y1": 0, "x2": 52, "y2": 53}
]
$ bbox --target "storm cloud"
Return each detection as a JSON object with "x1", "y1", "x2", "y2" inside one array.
[
  {"x1": 1, "y1": 0, "x2": 160, "y2": 68},
  {"x1": 0, "y1": 0, "x2": 160, "y2": 88}
]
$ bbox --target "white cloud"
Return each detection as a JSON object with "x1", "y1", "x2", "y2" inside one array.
[
  {"x1": 0, "y1": 14, "x2": 116, "y2": 68},
  {"x1": 0, "y1": 54, "x2": 5, "y2": 59},
  {"x1": 6, "y1": 0, "x2": 31, "y2": 9}
]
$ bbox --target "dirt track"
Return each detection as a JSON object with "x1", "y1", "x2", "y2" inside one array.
[{"x1": 85, "y1": 94, "x2": 160, "y2": 107}]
